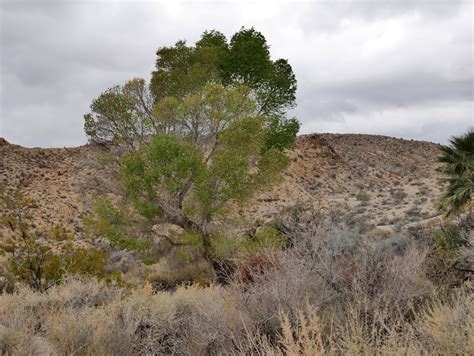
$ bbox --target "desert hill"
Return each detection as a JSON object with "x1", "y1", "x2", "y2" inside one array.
[{"x1": 0, "y1": 133, "x2": 444, "y2": 238}]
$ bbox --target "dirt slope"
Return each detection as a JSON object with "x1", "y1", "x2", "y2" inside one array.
[
  {"x1": 0, "y1": 133, "x2": 444, "y2": 237},
  {"x1": 250, "y1": 134, "x2": 443, "y2": 228}
]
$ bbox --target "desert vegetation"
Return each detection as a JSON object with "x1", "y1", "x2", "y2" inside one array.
[
  {"x1": 438, "y1": 128, "x2": 474, "y2": 216},
  {"x1": 0, "y1": 28, "x2": 472, "y2": 355},
  {"x1": 0, "y1": 206, "x2": 472, "y2": 354}
]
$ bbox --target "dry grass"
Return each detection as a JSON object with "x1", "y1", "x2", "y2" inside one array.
[
  {"x1": 0, "y1": 211, "x2": 472, "y2": 355},
  {"x1": 241, "y1": 288, "x2": 473, "y2": 355},
  {"x1": 0, "y1": 277, "x2": 471, "y2": 355},
  {"x1": 0, "y1": 278, "x2": 252, "y2": 355}
]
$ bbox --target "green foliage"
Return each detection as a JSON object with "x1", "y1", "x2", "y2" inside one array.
[
  {"x1": 0, "y1": 187, "x2": 35, "y2": 233},
  {"x1": 141, "y1": 256, "x2": 160, "y2": 266},
  {"x1": 84, "y1": 196, "x2": 151, "y2": 252},
  {"x1": 179, "y1": 230, "x2": 206, "y2": 250},
  {"x1": 246, "y1": 226, "x2": 287, "y2": 251},
  {"x1": 84, "y1": 78, "x2": 153, "y2": 147},
  {"x1": 402, "y1": 205, "x2": 470, "y2": 285},
  {"x1": 263, "y1": 116, "x2": 300, "y2": 152},
  {"x1": 210, "y1": 226, "x2": 286, "y2": 260},
  {"x1": 434, "y1": 223, "x2": 468, "y2": 250},
  {"x1": 121, "y1": 135, "x2": 204, "y2": 221},
  {"x1": 225, "y1": 27, "x2": 272, "y2": 84},
  {"x1": 196, "y1": 30, "x2": 228, "y2": 50},
  {"x1": 225, "y1": 28, "x2": 297, "y2": 117},
  {"x1": 83, "y1": 29, "x2": 299, "y2": 269},
  {"x1": 438, "y1": 128, "x2": 474, "y2": 216},
  {"x1": 151, "y1": 27, "x2": 297, "y2": 118},
  {"x1": 0, "y1": 189, "x2": 109, "y2": 292},
  {"x1": 122, "y1": 85, "x2": 292, "y2": 244},
  {"x1": 147, "y1": 230, "x2": 215, "y2": 288},
  {"x1": 117, "y1": 83, "x2": 294, "y2": 265},
  {"x1": 85, "y1": 28, "x2": 298, "y2": 156},
  {"x1": 199, "y1": 116, "x2": 267, "y2": 207},
  {"x1": 150, "y1": 40, "x2": 219, "y2": 101},
  {"x1": 150, "y1": 84, "x2": 256, "y2": 145},
  {"x1": 209, "y1": 234, "x2": 242, "y2": 261}
]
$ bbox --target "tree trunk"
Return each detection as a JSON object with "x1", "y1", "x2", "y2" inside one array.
[{"x1": 165, "y1": 212, "x2": 214, "y2": 259}]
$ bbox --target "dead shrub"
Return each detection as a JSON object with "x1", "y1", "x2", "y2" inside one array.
[
  {"x1": 231, "y1": 207, "x2": 433, "y2": 346},
  {"x1": 241, "y1": 286, "x2": 473, "y2": 355},
  {"x1": 236, "y1": 253, "x2": 275, "y2": 285}
]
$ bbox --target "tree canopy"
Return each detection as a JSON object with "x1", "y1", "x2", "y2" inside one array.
[
  {"x1": 84, "y1": 28, "x2": 299, "y2": 152},
  {"x1": 84, "y1": 78, "x2": 153, "y2": 149},
  {"x1": 151, "y1": 27, "x2": 297, "y2": 118}
]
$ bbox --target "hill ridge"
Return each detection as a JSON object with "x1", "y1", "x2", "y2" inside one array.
[{"x1": 0, "y1": 133, "x2": 443, "y2": 237}]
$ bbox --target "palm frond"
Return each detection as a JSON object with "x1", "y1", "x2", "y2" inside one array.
[{"x1": 438, "y1": 128, "x2": 474, "y2": 216}]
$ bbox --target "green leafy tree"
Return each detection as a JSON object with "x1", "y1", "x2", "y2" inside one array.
[
  {"x1": 121, "y1": 84, "x2": 294, "y2": 257},
  {"x1": 438, "y1": 128, "x2": 474, "y2": 216},
  {"x1": 83, "y1": 29, "x2": 300, "y2": 264}
]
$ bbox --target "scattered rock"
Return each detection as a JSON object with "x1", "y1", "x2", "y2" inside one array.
[{"x1": 1, "y1": 134, "x2": 443, "y2": 237}]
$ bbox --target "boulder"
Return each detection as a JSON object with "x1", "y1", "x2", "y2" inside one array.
[{"x1": 152, "y1": 223, "x2": 185, "y2": 244}]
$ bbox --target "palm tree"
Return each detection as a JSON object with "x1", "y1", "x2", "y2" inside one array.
[{"x1": 438, "y1": 128, "x2": 474, "y2": 216}]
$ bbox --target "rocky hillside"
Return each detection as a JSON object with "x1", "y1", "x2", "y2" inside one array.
[
  {"x1": 251, "y1": 134, "x2": 444, "y2": 230},
  {"x1": 0, "y1": 134, "x2": 444, "y2": 238}
]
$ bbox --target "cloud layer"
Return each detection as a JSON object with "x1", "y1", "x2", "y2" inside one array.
[{"x1": 1, "y1": 0, "x2": 472, "y2": 147}]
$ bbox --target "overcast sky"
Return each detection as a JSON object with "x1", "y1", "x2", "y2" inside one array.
[{"x1": 1, "y1": 0, "x2": 472, "y2": 147}]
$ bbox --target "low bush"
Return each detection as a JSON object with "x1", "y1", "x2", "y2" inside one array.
[
  {"x1": 147, "y1": 258, "x2": 215, "y2": 291},
  {"x1": 0, "y1": 190, "x2": 111, "y2": 292},
  {"x1": 409, "y1": 212, "x2": 473, "y2": 287},
  {"x1": 231, "y1": 210, "x2": 433, "y2": 343},
  {"x1": 0, "y1": 279, "x2": 252, "y2": 355},
  {"x1": 247, "y1": 287, "x2": 473, "y2": 355},
  {"x1": 1, "y1": 203, "x2": 472, "y2": 354},
  {"x1": 355, "y1": 191, "x2": 370, "y2": 203},
  {"x1": 1, "y1": 278, "x2": 471, "y2": 355}
]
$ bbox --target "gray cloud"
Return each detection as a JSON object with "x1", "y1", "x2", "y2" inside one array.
[{"x1": 1, "y1": 0, "x2": 472, "y2": 147}]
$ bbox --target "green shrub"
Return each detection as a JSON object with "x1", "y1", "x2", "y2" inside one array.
[
  {"x1": 0, "y1": 189, "x2": 113, "y2": 291},
  {"x1": 434, "y1": 222, "x2": 469, "y2": 250},
  {"x1": 84, "y1": 196, "x2": 151, "y2": 252},
  {"x1": 141, "y1": 257, "x2": 160, "y2": 266},
  {"x1": 245, "y1": 226, "x2": 287, "y2": 252},
  {"x1": 426, "y1": 214, "x2": 473, "y2": 287},
  {"x1": 209, "y1": 226, "x2": 286, "y2": 261},
  {"x1": 356, "y1": 191, "x2": 370, "y2": 203},
  {"x1": 97, "y1": 150, "x2": 115, "y2": 166},
  {"x1": 2, "y1": 226, "x2": 111, "y2": 292}
]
